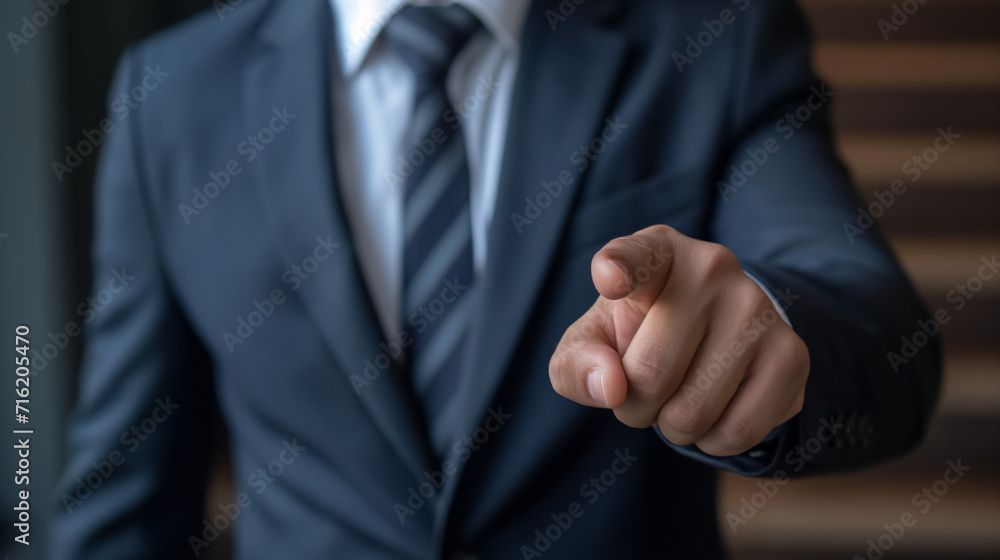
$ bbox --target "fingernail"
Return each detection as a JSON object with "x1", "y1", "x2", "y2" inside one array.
[{"x1": 587, "y1": 369, "x2": 607, "y2": 407}]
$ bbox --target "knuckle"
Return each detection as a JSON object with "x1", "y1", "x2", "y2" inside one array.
[
  {"x1": 716, "y1": 418, "x2": 760, "y2": 455},
  {"x1": 623, "y1": 354, "x2": 669, "y2": 395},
  {"x1": 729, "y1": 282, "x2": 769, "y2": 321},
  {"x1": 572, "y1": 311, "x2": 604, "y2": 344},
  {"x1": 773, "y1": 331, "x2": 811, "y2": 380},
  {"x1": 646, "y1": 224, "x2": 675, "y2": 238},
  {"x1": 614, "y1": 408, "x2": 656, "y2": 429},
  {"x1": 694, "y1": 243, "x2": 739, "y2": 282},
  {"x1": 740, "y1": 279, "x2": 770, "y2": 310},
  {"x1": 643, "y1": 225, "x2": 677, "y2": 250},
  {"x1": 661, "y1": 399, "x2": 711, "y2": 439}
]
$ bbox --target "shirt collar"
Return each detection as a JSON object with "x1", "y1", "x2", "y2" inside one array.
[{"x1": 331, "y1": 0, "x2": 530, "y2": 77}]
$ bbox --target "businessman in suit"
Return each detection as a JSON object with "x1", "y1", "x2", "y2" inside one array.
[{"x1": 53, "y1": 0, "x2": 940, "y2": 558}]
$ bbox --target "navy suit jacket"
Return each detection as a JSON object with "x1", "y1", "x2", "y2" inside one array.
[{"x1": 53, "y1": 0, "x2": 940, "y2": 558}]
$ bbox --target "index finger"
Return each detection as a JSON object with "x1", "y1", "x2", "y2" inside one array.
[{"x1": 591, "y1": 224, "x2": 677, "y2": 308}]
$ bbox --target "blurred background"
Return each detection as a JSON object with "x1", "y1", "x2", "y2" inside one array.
[
  {"x1": 0, "y1": 0, "x2": 996, "y2": 559},
  {"x1": 723, "y1": 1, "x2": 1000, "y2": 558}
]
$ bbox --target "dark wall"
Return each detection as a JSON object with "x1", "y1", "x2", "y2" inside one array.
[{"x1": 0, "y1": 2, "x2": 211, "y2": 558}]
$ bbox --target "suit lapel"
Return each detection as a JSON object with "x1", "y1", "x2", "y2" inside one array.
[
  {"x1": 242, "y1": 0, "x2": 436, "y2": 480},
  {"x1": 435, "y1": 0, "x2": 633, "y2": 539}
]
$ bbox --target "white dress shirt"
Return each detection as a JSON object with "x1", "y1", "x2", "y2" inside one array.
[{"x1": 329, "y1": 0, "x2": 530, "y2": 339}]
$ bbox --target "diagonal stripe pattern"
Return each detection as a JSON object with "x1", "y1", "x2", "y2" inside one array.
[{"x1": 384, "y1": 4, "x2": 481, "y2": 455}]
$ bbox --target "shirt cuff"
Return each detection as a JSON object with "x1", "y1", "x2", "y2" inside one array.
[
  {"x1": 652, "y1": 270, "x2": 798, "y2": 475},
  {"x1": 744, "y1": 270, "x2": 792, "y2": 328}
]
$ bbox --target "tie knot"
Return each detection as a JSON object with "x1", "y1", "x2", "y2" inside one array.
[{"x1": 383, "y1": 4, "x2": 481, "y2": 78}]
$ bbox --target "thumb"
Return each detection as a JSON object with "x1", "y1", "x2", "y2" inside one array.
[{"x1": 549, "y1": 310, "x2": 629, "y2": 409}]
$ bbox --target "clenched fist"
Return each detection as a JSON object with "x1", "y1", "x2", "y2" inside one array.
[{"x1": 549, "y1": 225, "x2": 810, "y2": 457}]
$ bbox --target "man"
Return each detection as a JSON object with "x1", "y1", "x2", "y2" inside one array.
[{"x1": 53, "y1": 0, "x2": 940, "y2": 558}]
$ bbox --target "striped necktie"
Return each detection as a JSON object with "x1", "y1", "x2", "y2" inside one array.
[{"x1": 383, "y1": 4, "x2": 481, "y2": 454}]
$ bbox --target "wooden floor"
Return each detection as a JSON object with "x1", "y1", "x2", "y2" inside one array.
[{"x1": 721, "y1": 1, "x2": 1000, "y2": 558}]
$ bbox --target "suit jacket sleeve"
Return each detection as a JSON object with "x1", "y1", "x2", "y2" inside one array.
[
  {"x1": 662, "y1": 0, "x2": 941, "y2": 477},
  {"x1": 51, "y1": 47, "x2": 218, "y2": 559}
]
